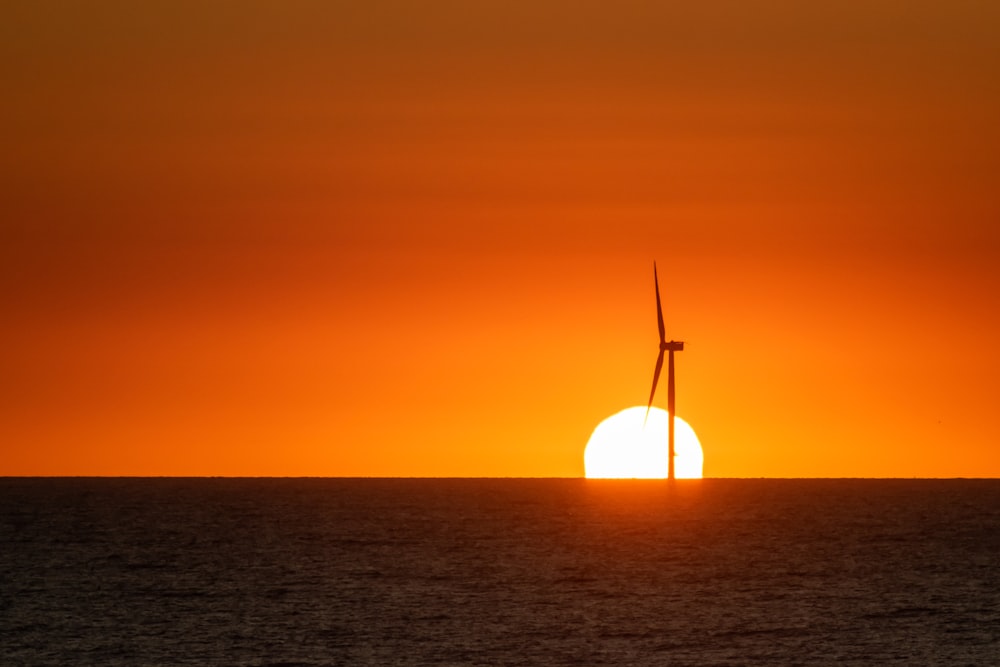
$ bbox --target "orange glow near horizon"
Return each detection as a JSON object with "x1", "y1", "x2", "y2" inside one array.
[{"x1": 2, "y1": 2, "x2": 1000, "y2": 477}]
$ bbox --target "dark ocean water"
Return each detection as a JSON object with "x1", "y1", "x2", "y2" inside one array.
[{"x1": 2, "y1": 479, "x2": 999, "y2": 666}]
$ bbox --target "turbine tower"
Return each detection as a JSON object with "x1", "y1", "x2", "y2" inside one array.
[{"x1": 645, "y1": 262, "x2": 684, "y2": 480}]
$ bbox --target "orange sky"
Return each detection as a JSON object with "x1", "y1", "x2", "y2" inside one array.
[{"x1": 2, "y1": 1, "x2": 999, "y2": 476}]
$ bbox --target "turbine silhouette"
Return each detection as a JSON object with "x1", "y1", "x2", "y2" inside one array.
[{"x1": 645, "y1": 262, "x2": 684, "y2": 480}]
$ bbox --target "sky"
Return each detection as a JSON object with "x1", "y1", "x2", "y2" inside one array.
[{"x1": 2, "y1": 1, "x2": 999, "y2": 477}]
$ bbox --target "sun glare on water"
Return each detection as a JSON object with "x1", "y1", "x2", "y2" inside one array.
[{"x1": 584, "y1": 406, "x2": 703, "y2": 479}]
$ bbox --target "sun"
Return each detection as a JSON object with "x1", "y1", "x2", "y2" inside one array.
[{"x1": 584, "y1": 406, "x2": 703, "y2": 478}]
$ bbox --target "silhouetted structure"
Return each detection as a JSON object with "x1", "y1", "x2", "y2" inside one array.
[{"x1": 645, "y1": 262, "x2": 684, "y2": 480}]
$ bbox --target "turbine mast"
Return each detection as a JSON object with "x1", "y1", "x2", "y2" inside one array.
[{"x1": 668, "y1": 347, "x2": 675, "y2": 481}]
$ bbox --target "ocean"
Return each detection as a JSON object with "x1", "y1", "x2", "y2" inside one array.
[{"x1": 2, "y1": 478, "x2": 999, "y2": 665}]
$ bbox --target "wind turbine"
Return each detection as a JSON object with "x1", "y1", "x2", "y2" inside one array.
[{"x1": 645, "y1": 262, "x2": 684, "y2": 480}]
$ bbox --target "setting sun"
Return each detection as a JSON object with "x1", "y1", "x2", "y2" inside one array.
[{"x1": 584, "y1": 407, "x2": 703, "y2": 479}]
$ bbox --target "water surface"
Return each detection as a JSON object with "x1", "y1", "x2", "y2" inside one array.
[{"x1": 2, "y1": 478, "x2": 998, "y2": 665}]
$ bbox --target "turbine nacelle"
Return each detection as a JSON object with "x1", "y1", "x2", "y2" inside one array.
[{"x1": 660, "y1": 341, "x2": 684, "y2": 352}]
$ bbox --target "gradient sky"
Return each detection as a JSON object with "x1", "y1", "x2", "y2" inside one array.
[{"x1": 3, "y1": 1, "x2": 999, "y2": 476}]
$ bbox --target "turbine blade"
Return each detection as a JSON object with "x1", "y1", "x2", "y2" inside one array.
[
  {"x1": 654, "y1": 262, "x2": 665, "y2": 344},
  {"x1": 644, "y1": 349, "x2": 665, "y2": 425}
]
